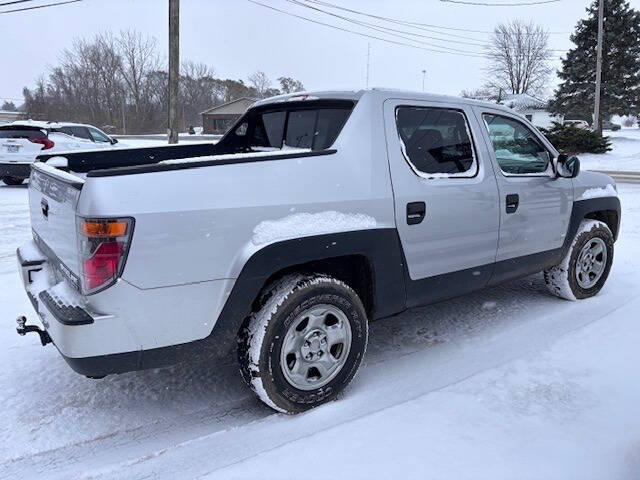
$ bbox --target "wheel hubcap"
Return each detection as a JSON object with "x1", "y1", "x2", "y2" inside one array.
[
  {"x1": 575, "y1": 237, "x2": 607, "y2": 289},
  {"x1": 280, "y1": 304, "x2": 352, "y2": 390}
]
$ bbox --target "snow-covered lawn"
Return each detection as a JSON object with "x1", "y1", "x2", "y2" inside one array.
[
  {"x1": 0, "y1": 183, "x2": 639, "y2": 479},
  {"x1": 580, "y1": 128, "x2": 640, "y2": 172}
]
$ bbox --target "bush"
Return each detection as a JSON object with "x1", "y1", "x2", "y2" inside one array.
[{"x1": 540, "y1": 122, "x2": 611, "y2": 154}]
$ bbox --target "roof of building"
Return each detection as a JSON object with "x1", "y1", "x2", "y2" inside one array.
[
  {"x1": 3, "y1": 119, "x2": 95, "y2": 129},
  {"x1": 500, "y1": 93, "x2": 548, "y2": 111},
  {"x1": 200, "y1": 97, "x2": 258, "y2": 115}
]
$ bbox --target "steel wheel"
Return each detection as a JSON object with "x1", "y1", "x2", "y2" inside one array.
[
  {"x1": 280, "y1": 304, "x2": 352, "y2": 391},
  {"x1": 575, "y1": 237, "x2": 607, "y2": 289}
]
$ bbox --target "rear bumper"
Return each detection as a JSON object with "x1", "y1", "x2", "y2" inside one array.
[
  {"x1": 17, "y1": 240, "x2": 234, "y2": 377},
  {"x1": 0, "y1": 162, "x2": 32, "y2": 180}
]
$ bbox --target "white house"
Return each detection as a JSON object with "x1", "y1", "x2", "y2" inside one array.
[
  {"x1": 0, "y1": 110, "x2": 21, "y2": 125},
  {"x1": 500, "y1": 94, "x2": 563, "y2": 129}
]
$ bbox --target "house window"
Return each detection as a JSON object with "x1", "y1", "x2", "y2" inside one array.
[{"x1": 213, "y1": 119, "x2": 230, "y2": 132}]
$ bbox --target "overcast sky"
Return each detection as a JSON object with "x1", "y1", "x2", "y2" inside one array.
[{"x1": 0, "y1": 0, "x2": 635, "y2": 105}]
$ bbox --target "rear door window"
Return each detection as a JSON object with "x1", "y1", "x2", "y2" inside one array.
[
  {"x1": 58, "y1": 126, "x2": 92, "y2": 140},
  {"x1": 395, "y1": 106, "x2": 477, "y2": 177}
]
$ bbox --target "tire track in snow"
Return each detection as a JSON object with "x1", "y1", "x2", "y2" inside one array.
[{"x1": 49, "y1": 281, "x2": 640, "y2": 480}]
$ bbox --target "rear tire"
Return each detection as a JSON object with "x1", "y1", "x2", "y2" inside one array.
[
  {"x1": 1, "y1": 176, "x2": 24, "y2": 186},
  {"x1": 238, "y1": 274, "x2": 368, "y2": 414},
  {"x1": 544, "y1": 219, "x2": 614, "y2": 300}
]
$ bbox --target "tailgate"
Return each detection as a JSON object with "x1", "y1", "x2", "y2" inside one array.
[{"x1": 29, "y1": 165, "x2": 83, "y2": 290}]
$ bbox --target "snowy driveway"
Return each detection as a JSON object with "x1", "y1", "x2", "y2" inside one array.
[{"x1": 0, "y1": 182, "x2": 639, "y2": 479}]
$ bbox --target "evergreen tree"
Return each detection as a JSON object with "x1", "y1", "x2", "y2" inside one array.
[{"x1": 550, "y1": 0, "x2": 640, "y2": 128}]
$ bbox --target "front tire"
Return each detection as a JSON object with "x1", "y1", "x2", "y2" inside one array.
[
  {"x1": 1, "y1": 176, "x2": 24, "y2": 186},
  {"x1": 544, "y1": 219, "x2": 614, "y2": 300},
  {"x1": 238, "y1": 274, "x2": 368, "y2": 414}
]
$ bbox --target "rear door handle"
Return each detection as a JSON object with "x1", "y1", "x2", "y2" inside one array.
[
  {"x1": 407, "y1": 202, "x2": 426, "y2": 225},
  {"x1": 506, "y1": 194, "x2": 519, "y2": 214}
]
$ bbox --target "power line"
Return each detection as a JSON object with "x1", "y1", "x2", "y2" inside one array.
[
  {"x1": 286, "y1": 0, "x2": 488, "y2": 47},
  {"x1": 301, "y1": 0, "x2": 569, "y2": 35},
  {"x1": 284, "y1": 0, "x2": 489, "y2": 54},
  {"x1": 296, "y1": 0, "x2": 490, "y2": 42},
  {"x1": 0, "y1": 0, "x2": 81, "y2": 14},
  {"x1": 246, "y1": 0, "x2": 489, "y2": 58},
  {"x1": 0, "y1": 0, "x2": 39, "y2": 6},
  {"x1": 286, "y1": 0, "x2": 568, "y2": 54},
  {"x1": 440, "y1": 0, "x2": 560, "y2": 5}
]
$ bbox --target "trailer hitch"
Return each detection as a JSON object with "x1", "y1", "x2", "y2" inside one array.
[{"x1": 16, "y1": 316, "x2": 52, "y2": 346}]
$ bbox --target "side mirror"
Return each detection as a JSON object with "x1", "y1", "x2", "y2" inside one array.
[
  {"x1": 556, "y1": 153, "x2": 580, "y2": 178},
  {"x1": 111, "y1": 138, "x2": 119, "y2": 145}
]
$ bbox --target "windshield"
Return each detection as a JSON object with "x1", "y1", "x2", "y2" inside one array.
[{"x1": 216, "y1": 100, "x2": 354, "y2": 153}]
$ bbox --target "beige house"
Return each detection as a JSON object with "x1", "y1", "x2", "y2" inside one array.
[{"x1": 201, "y1": 98, "x2": 256, "y2": 134}]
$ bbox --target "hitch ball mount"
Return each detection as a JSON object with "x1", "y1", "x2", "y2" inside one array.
[{"x1": 16, "y1": 316, "x2": 52, "y2": 346}]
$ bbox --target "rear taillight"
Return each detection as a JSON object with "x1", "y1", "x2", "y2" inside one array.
[
  {"x1": 29, "y1": 137, "x2": 55, "y2": 150},
  {"x1": 77, "y1": 217, "x2": 134, "y2": 294}
]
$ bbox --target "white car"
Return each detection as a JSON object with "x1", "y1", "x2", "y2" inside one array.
[
  {"x1": 0, "y1": 121, "x2": 118, "y2": 185},
  {"x1": 563, "y1": 119, "x2": 591, "y2": 130}
]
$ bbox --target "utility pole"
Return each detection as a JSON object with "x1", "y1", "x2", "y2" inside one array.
[
  {"x1": 422, "y1": 69, "x2": 426, "y2": 92},
  {"x1": 168, "y1": 0, "x2": 180, "y2": 144},
  {"x1": 366, "y1": 43, "x2": 370, "y2": 87},
  {"x1": 593, "y1": 0, "x2": 604, "y2": 136},
  {"x1": 121, "y1": 95, "x2": 126, "y2": 135}
]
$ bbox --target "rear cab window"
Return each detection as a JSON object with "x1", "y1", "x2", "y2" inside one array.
[
  {"x1": 395, "y1": 106, "x2": 478, "y2": 178},
  {"x1": 219, "y1": 100, "x2": 354, "y2": 153}
]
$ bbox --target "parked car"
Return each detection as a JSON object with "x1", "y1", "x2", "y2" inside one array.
[
  {"x1": 0, "y1": 121, "x2": 118, "y2": 185},
  {"x1": 15, "y1": 90, "x2": 620, "y2": 414},
  {"x1": 563, "y1": 119, "x2": 591, "y2": 130},
  {"x1": 602, "y1": 120, "x2": 621, "y2": 131}
]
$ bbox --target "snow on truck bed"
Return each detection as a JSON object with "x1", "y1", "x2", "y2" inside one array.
[{"x1": 0, "y1": 182, "x2": 639, "y2": 479}]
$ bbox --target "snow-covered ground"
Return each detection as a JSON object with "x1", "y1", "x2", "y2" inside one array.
[
  {"x1": 0, "y1": 182, "x2": 639, "y2": 479},
  {"x1": 580, "y1": 128, "x2": 640, "y2": 172}
]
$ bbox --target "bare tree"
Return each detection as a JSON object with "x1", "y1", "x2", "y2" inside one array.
[
  {"x1": 248, "y1": 70, "x2": 272, "y2": 97},
  {"x1": 485, "y1": 20, "x2": 552, "y2": 97},
  {"x1": 117, "y1": 30, "x2": 160, "y2": 123}
]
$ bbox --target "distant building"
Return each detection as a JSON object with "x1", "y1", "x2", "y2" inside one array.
[
  {"x1": 0, "y1": 110, "x2": 21, "y2": 125},
  {"x1": 201, "y1": 98, "x2": 256, "y2": 134},
  {"x1": 500, "y1": 94, "x2": 563, "y2": 129}
]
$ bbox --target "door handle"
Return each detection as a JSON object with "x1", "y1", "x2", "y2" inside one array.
[
  {"x1": 506, "y1": 194, "x2": 519, "y2": 214},
  {"x1": 407, "y1": 202, "x2": 426, "y2": 225}
]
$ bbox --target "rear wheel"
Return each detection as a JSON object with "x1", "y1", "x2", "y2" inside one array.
[
  {"x1": 238, "y1": 274, "x2": 368, "y2": 414},
  {"x1": 1, "y1": 176, "x2": 24, "y2": 186},
  {"x1": 544, "y1": 219, "x2": 614, "y2": 300}
]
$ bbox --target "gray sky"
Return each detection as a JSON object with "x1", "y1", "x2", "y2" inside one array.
[{"x1": 0, "y1": 0, "x2": 632, "y2": 104}]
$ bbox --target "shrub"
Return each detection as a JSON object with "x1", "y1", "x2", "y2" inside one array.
[{"x1": 540, "y1": 122, "x2": 611, "y2": 154}]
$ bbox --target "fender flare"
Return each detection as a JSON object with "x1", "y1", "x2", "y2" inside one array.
[{"x1": 562, "y1": 196, "x2": 621, "y2": 257}]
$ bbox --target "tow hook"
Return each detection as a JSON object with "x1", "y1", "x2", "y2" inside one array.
[{"x1": 16, "y1": 316, "x2": 52, "y2": 346}]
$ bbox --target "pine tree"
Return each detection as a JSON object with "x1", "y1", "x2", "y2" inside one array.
[{"x1": 550, "y1": 0, "x2": 640, "y2": 127}]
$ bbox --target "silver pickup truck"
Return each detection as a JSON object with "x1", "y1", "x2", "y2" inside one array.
[{"x1": 15, "y1": 89, "x2": 621, "y2": 414}]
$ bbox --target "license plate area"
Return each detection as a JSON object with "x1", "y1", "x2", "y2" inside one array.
[{"x1": 5, "y1": 144, "x2": 21, "y2": 153}]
